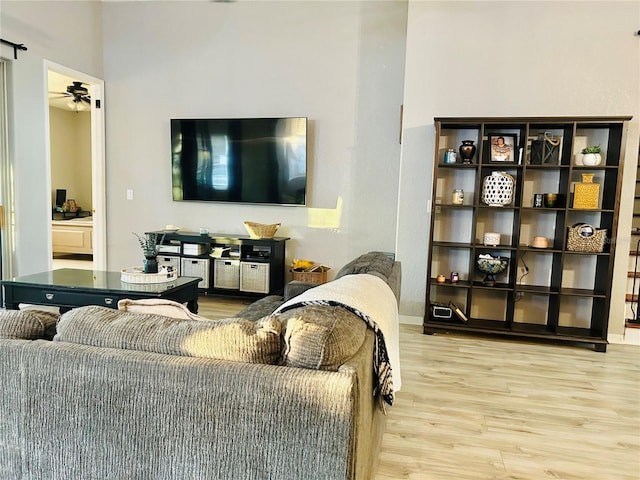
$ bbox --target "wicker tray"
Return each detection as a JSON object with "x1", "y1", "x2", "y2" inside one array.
[{"x1": 121, "y1": 266, "x2": 178, "y2": 284}]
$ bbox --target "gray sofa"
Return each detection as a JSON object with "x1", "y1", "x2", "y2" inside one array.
[{"x1": 0, "y1": 253, "x2": 400, "y2": 480}]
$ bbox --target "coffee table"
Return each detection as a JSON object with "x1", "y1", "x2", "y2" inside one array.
[{"x1": 1, "y1": 268, "x2": 202, "y2": 313}]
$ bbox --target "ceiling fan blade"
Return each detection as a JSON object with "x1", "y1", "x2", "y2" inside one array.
[{"x1": 48, "y1": 91, "x2": 71, "y2": 96}]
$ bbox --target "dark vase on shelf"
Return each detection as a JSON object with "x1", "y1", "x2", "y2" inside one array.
[
  {"x1": 459, "y1": 140, "x2": 476, "y2": 164},
  {"x1": 144, "y1": 256, "x2": 158, "y2": 274}
]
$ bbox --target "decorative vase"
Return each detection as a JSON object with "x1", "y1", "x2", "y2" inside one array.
[
  {"x1": 459, "y1": 140, "x2": 476, "y2": 164},
  {"x1": 481, "y1": 171, "x2": 515, "y2": 207},
  {"x1": 573, "y1": 173, "x2": 600, "y2": 209},
  {"x1": 144, "y1": 256, "x2": 159, "y2": 274},
  {"x1": 582, "y1": 153, "x2": 602, "y2": 166}
]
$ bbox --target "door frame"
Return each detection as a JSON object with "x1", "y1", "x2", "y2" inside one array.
[
  {"x1": 0, "y1": 58, "x2": 14, "y2": 285},
  {"x1": 44, "y1": 61, "x2": 106, "y2": 270}
]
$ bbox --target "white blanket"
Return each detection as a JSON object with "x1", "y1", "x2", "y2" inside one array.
[{"x1": 274, "y1": 274, "x2": 401, "y2": 405}]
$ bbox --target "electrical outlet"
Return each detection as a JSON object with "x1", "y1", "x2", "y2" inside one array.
[{"x1": 126, "y1": 189, "x2": 133, "y2": 200}]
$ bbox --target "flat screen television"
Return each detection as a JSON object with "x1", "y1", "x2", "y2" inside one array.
[{"x1": 171, "y1": 117, "x2": 307, "y2": 205}]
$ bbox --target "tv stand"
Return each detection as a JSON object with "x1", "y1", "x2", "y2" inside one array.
[{"x1": 150, "y1": 231, "x2": 289, "y2": 298}]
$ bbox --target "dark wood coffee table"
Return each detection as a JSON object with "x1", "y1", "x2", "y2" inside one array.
[{"x1": 1, "y1": 268, "x2": 202, "y2": 313}]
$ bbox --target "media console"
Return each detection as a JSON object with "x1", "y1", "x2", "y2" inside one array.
[{"x1": 150, "y1": 231, "x2": 289, "y2": 298}]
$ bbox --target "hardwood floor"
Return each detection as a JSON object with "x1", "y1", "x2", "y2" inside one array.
[{"x1": 198, "y1": 296, "x2": 640, "y2": 480}]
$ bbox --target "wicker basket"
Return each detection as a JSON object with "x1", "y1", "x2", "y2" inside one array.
[
  {"x1": 291, "y1": 265, "x2": 330, "y2": 284},
  {"x1": 243, "y1": 221, "x2": 281, "y2": 239},
  {"x1": 566, "y1": 224, "x2": 607, "y2": 253}
]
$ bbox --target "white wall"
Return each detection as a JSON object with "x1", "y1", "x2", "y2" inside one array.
[
  {"x1": 397, "y1": 1, "x2": 640, "y2": 334},
  {"x1": 102, "y1": 1, "x2": 407, "y2": 272},
  {"x1": 0, "y1": 0, "x2": 103, "y2": 275},
  {"x1": 49, "y1": 108, "x2": 92, "y2": 211}
]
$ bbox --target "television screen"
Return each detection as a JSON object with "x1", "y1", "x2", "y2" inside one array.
[{"x1": 171, "y1": 117, "x2": 307, "y2": 205}]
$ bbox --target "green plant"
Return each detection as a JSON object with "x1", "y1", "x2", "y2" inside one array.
[
  {"x1": 133, "y1": 232, "x2": 164, "y2": 258},
  {"x1": 581, "y1": 145, "x2": 601, "y2": 154}
]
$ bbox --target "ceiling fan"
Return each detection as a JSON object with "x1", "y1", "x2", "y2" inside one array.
[{"x1": 49, "y1": 81, "x2": 91, "y2": 112}]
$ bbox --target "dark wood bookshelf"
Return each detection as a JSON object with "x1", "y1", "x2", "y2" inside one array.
[{"x1": 425, "y1": 116, "x2": 632, "y2": 352}]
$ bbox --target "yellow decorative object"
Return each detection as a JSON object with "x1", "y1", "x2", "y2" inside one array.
[
  {"x1": 573, "y1": 173, "x2": 599, "y2": 209},
  {"x1": 292, "y1": 259, "x2": 315, "y2": 270}
]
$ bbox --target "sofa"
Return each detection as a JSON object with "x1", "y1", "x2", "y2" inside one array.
[{"x1": 0, "y1": 252, "x2": 400, "y2": 480}]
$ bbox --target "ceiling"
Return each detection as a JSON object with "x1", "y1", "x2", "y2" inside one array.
[{"x1": 48, "y1": 70, "x2": 91, "y2": 112}]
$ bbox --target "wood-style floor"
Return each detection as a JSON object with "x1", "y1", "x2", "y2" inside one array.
[{"x1": 198, "y1": 296, "x2": 640, "y2": 480}]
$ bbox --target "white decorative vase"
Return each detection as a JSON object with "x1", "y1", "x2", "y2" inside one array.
[
  {"x1": 482, "y1": 171, "x2": 515, "y2": 207},
  {"x1": 582, "y1": 153, "x2": 602, "y2": 166},
  {"x1": 483, "y1": 232, "x2": 501, "y2": 246}
]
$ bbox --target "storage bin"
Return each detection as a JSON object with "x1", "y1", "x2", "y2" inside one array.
[
  {"x1": 240, "y1": 262, "x2": 270, "y2": 294},
  {"x1": 158, "y1": 255, "x2": 180, "y2": 275},
  {"x1": 180, "y1": 258, "x2": 211, "y2": 289},
  {"x1": 214, "y1": 259, "x2": 240, "y2": 290}
]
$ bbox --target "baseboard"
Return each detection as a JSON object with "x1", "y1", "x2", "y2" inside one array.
[
  {"x1": 613, "y1": 328, "x2": 640, "y2": 346},
  {"x1": 399, "y1": 315, "x2": 640, "y2": 346},
  {"x1": 399, "y1": 314, "x2": 422, "y2": 326}
]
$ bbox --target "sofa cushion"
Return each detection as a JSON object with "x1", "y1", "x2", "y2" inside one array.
[
  {"x1": 277, "y1": 305, "x2": 367, "y2": 370},
  {"x1": 235, "y1": 295, "x2": 284, "y2": 321},
  {"x1": 55, "y1": 306, "x2": 281, "y2": 364},
  {"x1": 0, "y1": 309, "x2": 59, "y2": 340},
  {"x1": 117, "y1": 298, "x2": 211, "y2": 321},
  {"x1": 335, "y1": 251, "x2": 394, "y2": 283}
]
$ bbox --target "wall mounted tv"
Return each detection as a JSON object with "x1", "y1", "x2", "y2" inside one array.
[{"x1": 171, "y1": 117, "x2": 307, "y2": 206}]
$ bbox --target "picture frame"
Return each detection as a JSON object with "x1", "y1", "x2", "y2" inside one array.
[{"x1": 488, "y1": 134, "x2": 517, "y2": 163}]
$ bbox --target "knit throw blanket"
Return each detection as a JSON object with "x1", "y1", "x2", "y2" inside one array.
[{"x1": 274, "y1": 274, "x2": 401, "y2": 408}]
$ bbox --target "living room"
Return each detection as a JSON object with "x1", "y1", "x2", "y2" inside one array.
[
  {"x1": 1, "y1": 1, "x2": 639, "y2": 333},
  {"x1": 0, "y1": 1, "x2": 639, "y2": 478}
]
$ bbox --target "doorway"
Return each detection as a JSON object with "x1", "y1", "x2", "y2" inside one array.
[{"x1": 45, "y1": 62, "x2": 106, "y2": 271}]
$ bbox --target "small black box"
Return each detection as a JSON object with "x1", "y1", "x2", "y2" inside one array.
[{"x1": 430, "y1": 303, "x2": 453, "y2": 321}]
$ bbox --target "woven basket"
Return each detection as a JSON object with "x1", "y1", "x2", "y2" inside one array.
[
  {"x1": 120, "y1": 266, "x2": 177, "y2": 284},
  {"x1": 566, "y1": 224, "x2": 607, "y2": 253},
  {"x1": 243, "y1": 221, "x2": 281, "y2": 239},
  {"x1": 290, "y1": 265, "x2": 330, "y2": 284}
]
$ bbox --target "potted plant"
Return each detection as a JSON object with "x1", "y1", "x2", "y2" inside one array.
[
  {"x1": 134, "y1": 232, "x2": 164, "y2": 273},
  {"x1": 581, "y1": 145, "x2": 602, "y2": 166}
]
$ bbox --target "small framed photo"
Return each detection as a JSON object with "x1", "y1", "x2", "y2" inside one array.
[{"x1": 488, "y1": 134, "x2": 517, "y2": 163}]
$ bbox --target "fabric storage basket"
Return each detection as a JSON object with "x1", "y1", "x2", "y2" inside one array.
[
  {"x1": 566, "y1": 223, "x2": 607, "y2": 253},
  {"x1": 240, "y1": 261, "x2": 270, "y2": 293},
  {"x1": 213, "y1": 259, "x2": 240, "y2": 290},
  {"x1": 181, "y1": 258, "x2": 211, "y2": 289}
]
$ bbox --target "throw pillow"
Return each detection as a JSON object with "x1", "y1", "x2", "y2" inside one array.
[
  {"x1": 277, "y1": 305, "x2": 366, "y2": 370},
  {"x1": 55, "y1": 306, "x2": 282, "y2": 364},
  {"x1": 335, "y1": 251, "x2": 394, "y2": 282},
  {"x1": 0, "y1": 309, "x2": 59, "y2": 340},
  {"x1": 117, "y1": 298, "x2": 211, "y2": 321}
]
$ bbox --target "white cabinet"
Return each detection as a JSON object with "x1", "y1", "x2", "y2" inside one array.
[{"x1": 52, "y1": 220, "x2": 93, "y2": 255}]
